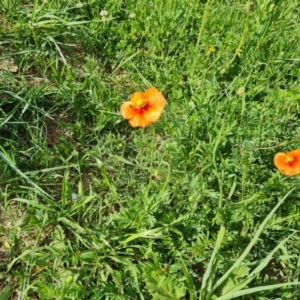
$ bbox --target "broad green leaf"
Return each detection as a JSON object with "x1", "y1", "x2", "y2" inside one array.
[{"x1": 80, "y1": 251, "x2": 98, "y2": 263}]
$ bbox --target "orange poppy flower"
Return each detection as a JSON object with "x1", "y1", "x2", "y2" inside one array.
[
  {"x1": 274, "y1": 149, "x2": 300, "y2": 176},
  {"x1": 120, "y1": 87, "x2": 166, "y2": 127}
]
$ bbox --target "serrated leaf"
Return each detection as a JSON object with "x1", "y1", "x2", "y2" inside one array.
[
  {"x1": 221, "y1": 265, "x2": 250, "y2": 295},
  {"x1": 144, "y1": 270, "x2": 186, "y2": 300}
]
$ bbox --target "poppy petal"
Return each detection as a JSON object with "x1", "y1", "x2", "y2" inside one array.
[
  {"x1": 130, "y1": 92, "x2": 143, "y2": 106},
  {"x1": 144, "y1": 88, "x2": 166, "y2": 110},
  {"x1": 143, "y1": 106, "x2": 163, "y2": 123},
  {"x1": 143, "y1": 88, "x2": 166, "y2": 123},
  {"x1": 120, "y1": 102, "x2": 135, "y2": 120},
  {"x1": 283, "y1": 167, "x2": 300, "y2": 176},
  {"x1": 129, "y1": 114, "x2": 152, "y2": 127},
  {"x1": 289, "y1": 149, "x2": 300, "y2": 166},
  {"x1": 142, "y1": 87, "x2": 161, "y2": 98},
  {"x1": 274, "y1": 153, "x2": 287, "y2": 171}
]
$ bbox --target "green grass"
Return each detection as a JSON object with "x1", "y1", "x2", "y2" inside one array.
[{"x1": 1, "y1": 0, "x2": 300, "y2": 299}]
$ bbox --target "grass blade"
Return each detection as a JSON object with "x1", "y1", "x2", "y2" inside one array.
[
  {"x1": 222, "y1": 233, "x2": 296, "y2": 296},
  {"x1": 124, "y1": 227, "x2": 165, "y2": 244},
  {"x1": 215, "y1": 282, "x2": 300, "y2": 300},
  {"x1": 208, "y1": 188, "x2": 295, "y2": 298},
  {"x1": 179, "y1": 255, "x2": 196, "y2": 300},
  {"x1": 0, "y1": 148, "x2": 53, "y2": 199},
  {"x1": 12, "y1": 198, "x2": 56, "y2": 212},
  {"x1": 201, "y1": 225, "x2": 225, "y2": 297},
  {"x1": 0, "y1": 283, "x2": 12, "y2": 300}
]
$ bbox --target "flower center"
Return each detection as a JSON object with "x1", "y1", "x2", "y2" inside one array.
[
  {"x1": 286, "y1": 155, "x2": 294, "y2": 163},
  {"x1": 135, "y1": 98, "x2": 146, "y2": 108}
]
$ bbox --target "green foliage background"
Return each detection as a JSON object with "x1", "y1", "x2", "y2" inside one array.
[{"x1": 1, "y1": 0, "x2": 300, "y2": 299}]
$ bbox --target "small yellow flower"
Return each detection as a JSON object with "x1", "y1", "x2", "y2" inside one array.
[
  {"x1": 208, "y1": 46, "x2": 216, "y2": 53},
  {"x1": 237, "y1": 87, "x2": 245, "y2": 95},
  {"x1": 4, "y1": 241, "x2": 10, "y2": 248}
]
